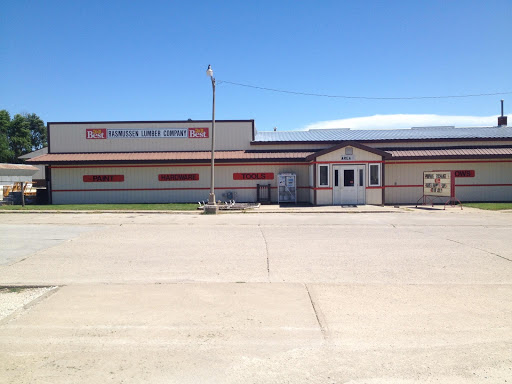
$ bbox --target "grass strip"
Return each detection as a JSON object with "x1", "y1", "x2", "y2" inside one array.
[
  {"x1": 464, "y1": 203, "x2": 512, "y2": 211},
  {"x1": 0, "y1": 203, "x2": 198, "y2": 211}
]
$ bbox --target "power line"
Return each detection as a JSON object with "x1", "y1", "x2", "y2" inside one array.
[{"x1": 218, "y1": 80, "x2": 512, "y2": 100}]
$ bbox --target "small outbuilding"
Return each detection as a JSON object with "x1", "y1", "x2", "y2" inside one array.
[{"x1": 0, "y1": 163, "x2": 39, "y2": 204}]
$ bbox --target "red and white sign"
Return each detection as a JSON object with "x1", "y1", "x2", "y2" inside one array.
[
  {"x1": 233, "y1": 173, "x2": 274, "y2": 180},
  {"x1": 83, "y1": 175, "x2": 124, "y2": 182},
  {"x1": 454, "y1": 170, "x2": 475, "y2": 177},
  {"x1": 158, "y1": 174, "x2": 199, "y2": 181},
  {"x1": 86, "y1": 129, "x2": 107, "y2": 139},
  {"x1": 86, "y1": 128, "x2": 209, "y2": 139},
  {"x1": 188, "y1": 128, "x2": 209, "y2": 138}
]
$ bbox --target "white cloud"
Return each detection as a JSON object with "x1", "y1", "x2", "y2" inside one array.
[{"x1": 304, "y1": 114, "x2": 499, "y2": 130}]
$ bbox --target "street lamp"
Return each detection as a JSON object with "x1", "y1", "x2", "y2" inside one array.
[{"x1": 205, "y1": 64, "x2": 218, "y2": 214}]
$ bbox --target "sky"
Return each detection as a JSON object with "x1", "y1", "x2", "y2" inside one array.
[{"x1": 1, "y1": 0, "x2": 511, "y2": 132}]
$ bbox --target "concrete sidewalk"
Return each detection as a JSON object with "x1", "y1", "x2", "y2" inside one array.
[
  {"x1": 0, "y1": 204, "x2": 457, "y2": 214},
  {"x1": 1, "y1": 283, "x2": 510, "y2": 383}
]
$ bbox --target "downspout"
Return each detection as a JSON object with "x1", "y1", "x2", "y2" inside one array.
[
  {"x1": 313, "y1": 161, "x2": 317, "y2": 205},
  {"x1": 381, "y1": 159, "x2": 386, "y2": 206}
]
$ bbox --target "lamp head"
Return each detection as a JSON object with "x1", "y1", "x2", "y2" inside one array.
[{"x1": 206, "y1": 64, "x2": 213, "y2": 77}]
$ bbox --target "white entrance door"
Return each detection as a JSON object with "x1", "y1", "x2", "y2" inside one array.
[{"x1": 333, "y1": 165, "x2": 365, "y2": 205}]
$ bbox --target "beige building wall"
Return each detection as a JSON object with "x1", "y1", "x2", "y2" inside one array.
[
  {"x1": 250, "y1": 143, "x2": 331, "y2": 151},
  {"x1": 385, "y1": 159, "x2": 512, "y2": 204},
  {"x1": 366, "y1": 189, "x2": 382, "y2": 205},
  {"x1": 49, "y1": 121, "x2": 254, "y2": 153},
  {"x1": 51, "y1": 162, "x2": 310, "y2": 204}
]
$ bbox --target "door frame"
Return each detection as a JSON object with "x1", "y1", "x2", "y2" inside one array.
[{"x1": 332, "y1": 164, "x2": 366, "y2": 205}]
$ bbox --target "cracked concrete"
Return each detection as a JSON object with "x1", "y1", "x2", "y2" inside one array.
[{"x1": 0, "y1": 210, "x2": 511, "y2": 383}]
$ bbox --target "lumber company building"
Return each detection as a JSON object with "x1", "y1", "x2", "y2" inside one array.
[{"x1": 27, "y1": 118, "x2": 512, "y2": 205}]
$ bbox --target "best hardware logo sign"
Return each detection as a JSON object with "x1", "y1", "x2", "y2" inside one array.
[
  {"x1": 86, "y1": 129, "x2": 107, "y2": 139},
  {"x1": 188, "y1": 128, "x2": 209, "y2": 138}
]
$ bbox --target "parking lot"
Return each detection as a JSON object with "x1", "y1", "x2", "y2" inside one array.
[{"x1": 1, "y1": 209, "x2": 511, "y2": 383}]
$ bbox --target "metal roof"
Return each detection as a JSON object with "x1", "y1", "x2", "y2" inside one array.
[
  {"x1": 27, "y1": 151, "x2": 314, "y2": 164},
  {"x1": 18, "y1": 147, "x2": 48, "y2": 159},
  {"x1": 254, "y1": 126, "x2": 512, "y2": 142},
  {"x1": 386, "y1": 147, "x2": 512, "y2": 158},
  {"x1": 0, "y1": 163, "x2": 39, "y2": 176}
]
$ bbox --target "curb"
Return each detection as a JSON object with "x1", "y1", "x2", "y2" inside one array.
[{"x1": 0, "y1": 208, "x2": 402, "y2": 214}]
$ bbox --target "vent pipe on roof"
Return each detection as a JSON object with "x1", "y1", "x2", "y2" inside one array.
[{"x1": 498, "y1": 99, "x2": 507, "y2": 126}]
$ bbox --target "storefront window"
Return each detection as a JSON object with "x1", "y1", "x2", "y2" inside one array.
[
  {"x1": 369, "y1": 164, "x2": 380, "y2": 186},
  {"x1": 319, "y1": 165, "x2": 329, "y2": 186}
]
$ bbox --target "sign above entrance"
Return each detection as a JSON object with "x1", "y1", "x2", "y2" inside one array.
[
  {"x1": 85, "y1": 128, "x2": 209, "y2": 139},
  {"x1": 423, "y1": 171, "x2": 450, "y2": 197},
  {"x1": 340, "y1": 155, "x2": 354, "y2": 161}
]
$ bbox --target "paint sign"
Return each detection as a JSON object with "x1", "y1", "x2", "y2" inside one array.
[
  {"x1": 86, "y1": 128, "x2": 209, "y2": 139},
  {"x1": 454, "y1": 170, "x2": 475, "y2": 177},
  {"x1": 423, "y1": 171, "x2": 450, "y2": 197},
  {"x1": 158, "y1": 174, "x2": 199, "y2": 181},
  {"x1": 233, "y1": 173, "x2": 274, "y2": 180},
  {"x1": 83, "y1": 175, "x2": 124, "y2": 182},
  {"x1": 341, "y1": 155, "x2": 354, "y2": 161}
]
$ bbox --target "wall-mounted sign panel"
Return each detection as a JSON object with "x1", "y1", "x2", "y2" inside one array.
[
  {"x1": 86, "y1": 128, "x2": 209, "y2": 140},
  {"x1": 423, "y1": 171, "x2": 450, "y2": 197},
  {"x1": 341, "y1": 155, "x2": 354, "y2": 161},
  {"x1": 158, "y1": 174, "x2": 199, "y2": 181},
  {"x1": 83, "y1": 175, "x2": 125, "y2": 182},
  {"x1": 233, "y1": 173, "x2": 274, "y2": 180},
  {"x1": 454, "y1": 170, "x2": 475, "y2": 177}
]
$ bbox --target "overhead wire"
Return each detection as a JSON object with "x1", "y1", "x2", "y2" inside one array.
[{"x1": 218, "y1": 80, "x2": 512, "y2": 100}]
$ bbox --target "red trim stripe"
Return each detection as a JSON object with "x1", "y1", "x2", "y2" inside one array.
[
  {"x1": 49, "y1": 159, "x2": 512, "y2": 169},
  {"x1": 386, "y1": 185, "x2": 422, "y2": 188},
  {"x1": 312, "y1": 161, "x2": 384, "y2": 164},
  {"x1": 457, "y1": 183, "x2": 512, "y2": 187},
  {"x1": 50, "y1": 162, "x2": 307, "y2": 169},
  {"x1": 385, "y1": 183, "x2": 512, "y2": 188},
  {"x1": 53, "y1": 186, "x2": 312, "y2": 193}
]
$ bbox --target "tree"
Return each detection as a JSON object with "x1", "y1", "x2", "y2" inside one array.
[
  {"x1": 25, "y1": 113, "x2": 47, "y2": 150},
  {"x1": 8, "y1": 114, "x2": 32, "y2": 163},
  {"x1": 0, "y1": 110, "x2": 47, "y2": 163},
  {"x1": 0, "y1": 110, "x2": 13, "y2": 163}
]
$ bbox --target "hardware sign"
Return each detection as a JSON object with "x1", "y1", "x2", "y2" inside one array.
[{"x1": 158, "y1": 174, "x2": 199, "y2": 181}]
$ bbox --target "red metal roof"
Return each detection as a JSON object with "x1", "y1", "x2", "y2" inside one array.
[
  {"x1": 387, "y1": 147, "x2": 512, "y2": 158},
  {"x1": 27, "y1": 151, "x2": 314, "y2": 164}
]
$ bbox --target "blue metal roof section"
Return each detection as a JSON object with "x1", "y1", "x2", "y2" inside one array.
[{"x1": 254, "y1": 126, "x2": 512, "y2": 142}]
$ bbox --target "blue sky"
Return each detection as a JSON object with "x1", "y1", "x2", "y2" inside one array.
[{"x1": 1, "y1": 0, "x2": 511, "y2": 131}]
